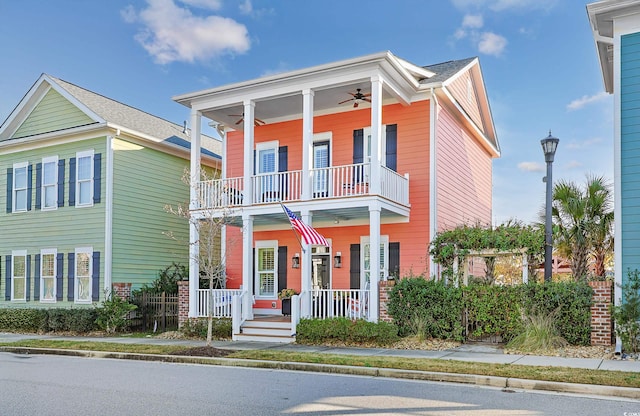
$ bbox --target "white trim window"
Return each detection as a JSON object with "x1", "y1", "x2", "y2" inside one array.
[
  {"x1": 13, "y1": 162, "x2": 28, "y2": 212},
  {"x1": 76, "y1": 150, "x2": 94, "y2": 207},
  {"x1": 75, "y1": 247, "x2": 92, "y2": 303},
  {"x1": 256, "y1": 141, "x2": 278, "y2": 202},
  {"x1": 361, "y1": 126, "x2": 387, "y2": 180},
  {"x1": 255, "y1": 240, "x2": 277, "y2": 298},
  {"x1": 361, "y1": 235, "x2": 389, "y2": 287},
  {"x1": 11, "y1": 250, "x2": 27, "y2": 301},
  {"x1": 40, "y1": 249, "x2": 57, "y2": 302},
  {"x1": 42, "y1": 156, "x2": 58, "y2": 210}
]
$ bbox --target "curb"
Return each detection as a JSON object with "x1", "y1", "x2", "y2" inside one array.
[{"x1": 2, "y1": 346, "x2": 639, "y2": 400}]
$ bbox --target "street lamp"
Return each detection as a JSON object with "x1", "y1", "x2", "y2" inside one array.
[{"x1": 541, "y1": 132, "x2": 559, "y2": 283}]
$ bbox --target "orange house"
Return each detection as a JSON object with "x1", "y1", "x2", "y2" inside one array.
[{"x1": 174, "y1": 51, "x2": 500, "y2": 341}]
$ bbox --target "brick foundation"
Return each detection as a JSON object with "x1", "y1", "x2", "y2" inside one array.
[
  {"x1": 378, "y1": 280, "x2": 395, "y2": 323},
  {"x1": 589, "y1": 280, "x2": 614, "y2": 346},
  {"x1": 112, "y1": 282, "x2": 132, "y2": 300},
  {"x1": 178, "y1": 280, "x2": 189, "y2": 329}
]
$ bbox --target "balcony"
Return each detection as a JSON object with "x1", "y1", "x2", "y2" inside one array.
[{"x1": 195, "y1": 163, "x2": 409, "y2": 210}]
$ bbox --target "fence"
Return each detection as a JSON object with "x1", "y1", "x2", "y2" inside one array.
[{"x1": 131, "y1": 292, "x2": 179, "y2": 332}]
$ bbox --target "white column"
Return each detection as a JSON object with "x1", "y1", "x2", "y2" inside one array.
[
  {"x1": 301, "y1": 211, "x2": 313, "y2": 317},
  {"x1": 522, "y1": 252, "x2": 529, "y2": 284},
  {"x1": 369, "y1": 203, "x2": 381, "y2": 323},
  {"x1": 243, "y1": 100, "x2": 255, "y2": 205},
  {"x1": 369, "y1": 77, "x2": 383, "y2": 194},
  {"x1": 242, "y1": 214, "x2": 254, "y2": 319},
  {"x1": 188, "y1": 110, "x2": 202, "y2": 318},
  {"x1": 429, "y1": 88, "x2": 439, "y2": 280},
  {"x1": 219, "y1": 124, "x2": 228, "y2": 285},
  {"x1": 301, "y1": 89, "x2": 314, "y2": 200}
]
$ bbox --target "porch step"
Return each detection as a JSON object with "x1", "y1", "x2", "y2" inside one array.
[{"x1": 234, "y1": 317, "x2": 295, "y2": 343}]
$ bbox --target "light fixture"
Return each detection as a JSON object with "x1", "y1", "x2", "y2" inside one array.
[
  {"x1": 292, "y1": 253, "x2": 300, "y2": 269},
  {"x1": 541, "y1": 131, "x2": 559, "y2": 283},
  {"x1": 333, "y1": 251, "x2": 342, "y2": 268}
]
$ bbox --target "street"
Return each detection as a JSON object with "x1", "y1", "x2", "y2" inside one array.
[{"x1": 0, "y1": 352, "x2": 636, "y2": 415}]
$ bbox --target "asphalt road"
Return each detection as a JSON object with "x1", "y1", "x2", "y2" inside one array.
[{"x1": 0, "y1": 352, "x2": 636, "y2": 415}]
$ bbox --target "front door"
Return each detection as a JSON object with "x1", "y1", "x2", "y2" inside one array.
[
  {"x1": 312, "y1": 254, "x2": 330, "y2": 290},
  {"x1": 313, "y1": 141, "x2": 329, "y2": 197}
]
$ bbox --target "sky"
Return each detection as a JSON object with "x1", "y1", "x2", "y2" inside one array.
[{"x1": 0, "y1": 0, "x2": 613, "y2": 225}]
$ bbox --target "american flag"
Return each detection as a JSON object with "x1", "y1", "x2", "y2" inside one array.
[{"x1": 283, "y1": 205, "x2": 329, "y2": 246}]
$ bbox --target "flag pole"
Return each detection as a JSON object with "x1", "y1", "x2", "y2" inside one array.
[{"x1": 280, "y1": 202, "x2": 306, "y2": 253}]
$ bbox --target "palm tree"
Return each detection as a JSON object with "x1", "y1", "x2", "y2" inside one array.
[{"x1": 550, "y1": 175, "x2": 613, "y2": 281}]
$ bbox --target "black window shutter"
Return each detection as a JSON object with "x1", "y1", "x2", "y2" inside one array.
[
  {"x1": 252, "y1": 248, "x2": 255, "y2": 295},
  {"x1": 92, "y1": 251, "x2": 100, "y2": 301},
  {"x1": 253, "y1": 150, "x2": 256, "y2": 175},
  {"x1": 389, "y1": 242, "x2": 400, "y2": 278},
  {"x1": 56, "y1": 253, "x2": 64, "y2": 301},
  {"x1": 57, "y1": 159, "x2": 65, "y2": 207},
  {"x1": 6, "y1": 168, "x2": 12, "y2": 213},
  {"x1": 277, "y1": 246, "x2": 287, "y2": 293},
  {"x1": 386, "y1": 124, "x2": 398, "y2": 172},
  {"x1": 68, "y1": 157, "x2": 76, "y2": 206},
  {"x1": 34, "y1": 254, "x2": 40, "y2": 301},
  {"x1": 5, "y1": 257, "x2": 11, "y2": 300},
  {"x1": 93, "y1": 153, "x2": 102, "y2": 204},
  {"x1": 66, "y1": 253, "x2": 74, "y2": 301},
  {"x1": 25, "y1": 255, "x2": 31, "y2": 301},
  {"x1": 278, "y1": 146, "x2": 288, "y2": 199},
  {"x1": 26, "y1": 165, "x2": 33, "y2": 211},
  {"x1": 35, "y1": 163, "x2": 42, "y2": 210},
  {"x1": 353, "y1": 129, "x2": 364, "y2": 164},
  {"x1": 350, "y1": 244, "x2": 361, "y2": 289}
]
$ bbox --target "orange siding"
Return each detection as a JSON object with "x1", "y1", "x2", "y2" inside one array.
[{"x1": 436, "y1": 104, "x2": 492, "y2": 230}]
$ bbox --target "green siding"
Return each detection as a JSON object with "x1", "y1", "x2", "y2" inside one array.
[
  {"x1": 13, "y1": 89, "x2": 95, "y2": 139},
  {"x1": 0, "y1": 137, "x2": 106, "y2": 308},
  {"x1": 621, "y1": 32, "x2": 640, "y2": 292},
  {"x1": 111, "y1": 139, "x2": 191, "y2": 289}
]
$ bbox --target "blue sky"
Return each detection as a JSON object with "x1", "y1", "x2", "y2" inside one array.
[{"x1": 0, "y1": 0, "x2": 612, "y2": 225}]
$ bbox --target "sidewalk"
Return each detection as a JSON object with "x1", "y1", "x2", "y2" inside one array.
[{"x1": 2, "y1": 331, "x2": 639, "y2": 373}]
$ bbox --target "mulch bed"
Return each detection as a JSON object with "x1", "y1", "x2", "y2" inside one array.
[{"x1": 169, "y1": 346, "x2": 236, "y2": 357}]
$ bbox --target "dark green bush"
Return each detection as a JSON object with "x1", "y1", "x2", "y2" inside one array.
[
  {"x1": 95, "y1": 295, "x2": 137, "y2": 333},
  {"x1": 43, "y1": 308, "x2": 99, "y2": 333},
  {"x1": 295, "y1": 317, "x2": 399, "y2": 345},
  {"x1": 519, "y1": 281, "x2": 593, "y2": 346},
  {"x1": 0, "y1": 309, "x2": 48, "y2": 332},
  {"x1": 180, "y1": 318, "x2": 232, "y2": 339},
  {"x1": 387, "y1": 277, "x2": 464, "y2": 340},
  {"x1": 462, "y1": 284, "x2": 523, "y2": 342}
]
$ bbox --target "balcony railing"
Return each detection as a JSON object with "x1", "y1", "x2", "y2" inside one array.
[{"x1": 194, "y1": 162, "x2": 409, "y2": 209}]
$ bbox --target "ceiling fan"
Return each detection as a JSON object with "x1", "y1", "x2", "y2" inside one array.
[
  {"x1": 338, "y1": 88, "x2": 371, "y2": 108},
  {"x1": 228, "y1": 113, "x2": 266, "y2": 126}
]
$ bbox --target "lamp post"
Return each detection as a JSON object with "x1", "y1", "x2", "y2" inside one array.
[{"x1": 541, "y1": 132, "x2": 559, "y2": 283}]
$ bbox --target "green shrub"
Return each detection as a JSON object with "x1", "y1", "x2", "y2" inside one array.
[
  {"x1": 612, "y1": 269, "x2": 640, "y2": 353},
  {"x1": 95, "y1": 294, "x2": 137, "y2": 333},
  {"x1": 180, "y1": 318, "x2": 232, "y2": 339},
  {"x1": 0, "y1": 309, "x2": 48, "y2": 332},
  {"x1": 462, "y1": 284, "x2": 522, "y2": 342},
  {"x1": 519, "y1": 281, "x2": 592, "y2": 346},
  {"x1": 134, "y1": 262, "x2": 186, "y2": 295},
  {"x1": 387, "y1": 276, "x2": 464, "y2": 341},
  {"x1": 295, "y1": 318, "x2": 399, "y2": 346}
]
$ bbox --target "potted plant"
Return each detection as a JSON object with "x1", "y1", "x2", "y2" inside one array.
[{"x1": 278, "y1": 288, "x2": 298, "y2": 316}]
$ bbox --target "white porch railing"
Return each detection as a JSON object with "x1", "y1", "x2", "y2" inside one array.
[
  {"x1": 252, "y1": 170, "x2": 302, "y2": 203},
  {"x1": 196, "y1": 289, "x2": 243, "y2": 318},
  {"x1": 197, "y1": 177, "x2": 244, "y2": 209},
  {"x1": 310, "y1": 289, "x2": 369, "y2": 320},
  {"x1": 381, "y1": 166, "x2": 409, "y2": 205}
]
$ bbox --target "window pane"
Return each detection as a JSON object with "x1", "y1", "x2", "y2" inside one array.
[
  {"x1": 44, "y1": 186, "x2": 57, "y2": 208},
  {"x1": 14, "y1": 167, "x2": 27, "y2": 188},
  {"x1": 258, "y1": 149, "x2": 275, "y2": 174},
  {"x1": 78, "y1": 156, "x2": 92, "y2": 180},
  {"x1": 78, "y1": 277, "x2": 91, "y2": 301},
  {"x1": 13, "y1": 277, "x2": 25, "y2": 300},
  {"x1": 14, "y1": 256, "x2": 25, "y2": 277},
  {"x1": 258, "y1": 248, "x2": 274, "y2": 271},
  {"x1": 77, "y1": 253, "x2": 90, "y2": 277},
  {"x1": 42, "y1": 254, "x2": 55, "y2": 277},
  {"x1": 43, "y1": 162, "x2": 56, "y2": 185},
  {"x1": 15, "y1": 190, "x2": 26, "y2": 211},
  {"x1": 259, "y1": 273, "x2": 275, "y2": 296},
  {"x1": 79, "y1": 181, "x2": 91, "y2": 204},
  {"x1": 42, "y1": 278, "x2": 55, "y2": 301}
]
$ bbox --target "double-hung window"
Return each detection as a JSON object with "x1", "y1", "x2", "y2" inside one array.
[
  {"x1": 255, "y1": 241, "x2": 277, "y2": 298},
  {"x1": 361, "y1": 236, "x2": 389, "y2": 287},
  {"x1": 75, "y1": 247, "x2": 92, "y2": 303},
  {"x1": 256, "y1": 141, "x2": 278, "y2": 202},
  {"x1": 76, "y1": 150, "x2": 94, "y2": 207},
  {"x1": 13, "y1": 162, "x2": 28, "y2": 212},
  {"x1": 11, "y1": 250, "x2": 27, "y2": 301},
  {"x1": 42, "y1": 156, "x2": 58, "y2": 210},
  {"x1": 40, "y1": 249, "x2": 57, "y2": 302}
]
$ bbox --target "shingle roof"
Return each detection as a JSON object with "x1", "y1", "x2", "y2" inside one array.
[
  {"x1": 50, "y1": 76, "x2": 221, "y2": 159},
  {"x1": 420, "y1": 57, "x2": 476, "y2": 85}
]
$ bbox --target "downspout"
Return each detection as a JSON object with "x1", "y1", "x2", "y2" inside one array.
[
  {"x1": 104, "y1": 134, "x2": 115, "y2": 294},
  {"x1": 429, "y1": 88, "x2": 438, "y2": 280}
]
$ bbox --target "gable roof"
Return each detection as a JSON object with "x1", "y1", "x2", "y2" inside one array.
[
  {"x1": 0, "y1": 74, "x2": 221, "y2": 159},
  {"x1": 421, "y1": 57, "x2": 477, "y2": 85}
]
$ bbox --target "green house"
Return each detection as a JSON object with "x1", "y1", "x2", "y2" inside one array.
[{"x1": 0, "y1": 74, "x2": 220, "y2": 307}]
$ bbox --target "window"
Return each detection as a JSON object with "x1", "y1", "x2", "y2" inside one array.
[
  {"x1": 40, "y1": 249, "x2": 57, "y2": 302},
  {"x1": 361, "y1": 236, "x2": 389, "y2": 287},
  {"x1": 75, "y1": 247, "x2": 92, "y2": 303},
  {"x1": 11, "y1": 250, "x2": 27, "y2": 301},
  {"x1": 42, "y1": 156, "x2": 58, "y2": 210},
  {"x1": 76, "y1": 150, "x2": 94, "y2": 206},
  {"x1": 313, "y1": 134, "x2": 331, "y2": 196},
  {"x1": 13, "y1": 162, "x2": 28, "y2": 212},
  {"x1": 255, "y1": 241, "x2": 277, "y2": 298},
  {"x1": 256, "y1": 141, "x2": 278, "y2": 202}
]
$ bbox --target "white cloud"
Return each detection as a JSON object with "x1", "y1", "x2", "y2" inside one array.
[
  {"x1": 122, "y1": 0, "x2": 250, "y2": 65},
  {"x1": 462, "y1": 14, "x2": 483, "y2": 29},
  {"x1": 566, "y1": 92, "x2": 609, "y2": 111},
  {"x1": 478, "y1": 32, "x2": 507, "y2": 56},
  {"x1": 261, "y1": 61, "x2": 291, "y2": 77},
  {"x1": 239, "y1": 0, "x2": 252, "y2": 15},
  {"x1": 518, "y1": 161, "x2": 544, "y2": 172},
  {"x1": 565, "y1": 137, "x2": 603, "y2": 150}
]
